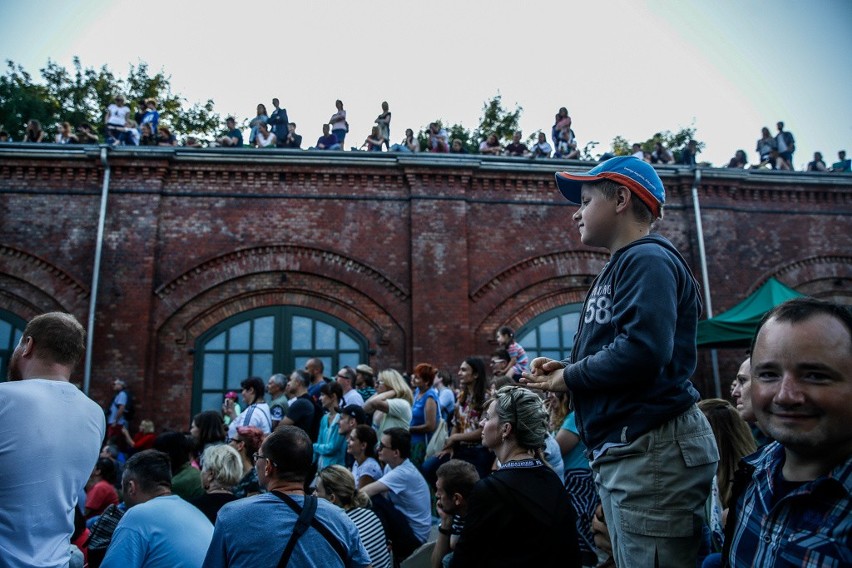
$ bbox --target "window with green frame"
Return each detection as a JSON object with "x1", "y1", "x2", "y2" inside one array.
[
  {"x1": 0, "y1": 309, "x2": 26, "y2": 382},
  {"x1": 516, "y1": 303, "x2": 582, "y2": 363},
  {"x1": 192, "y1": 306, "x2": 366, "y2": 416}
]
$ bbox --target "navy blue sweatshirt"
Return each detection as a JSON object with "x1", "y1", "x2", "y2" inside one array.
[{"x1": 563, "y1": 233, "x2": 702, "y2": 453}]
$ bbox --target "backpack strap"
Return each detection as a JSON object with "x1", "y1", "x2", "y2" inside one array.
[
  {"x1": 272, "y1": 491, "x2": 350, "y2": 567},
  {"x1": 277, "y1": 494, "x2": 317, "y2": 568}
]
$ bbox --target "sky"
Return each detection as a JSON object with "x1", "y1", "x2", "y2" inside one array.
[{"x1": 1, "y1": 0, "x2": 850, "y2": 169}]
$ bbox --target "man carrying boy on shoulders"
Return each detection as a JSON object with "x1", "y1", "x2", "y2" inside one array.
[{"x1": 523, "y1": 156, "x2": 719, "y2": 568}]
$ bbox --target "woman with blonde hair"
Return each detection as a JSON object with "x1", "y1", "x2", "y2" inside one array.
[
  {"x1": 451, "y1": 386, "x2": 581, "y2": 566},
  {"x1": 316, "y1": 465, "x2": 391, "y2": 568},
  {"x1": 363, "y1": 369, "x2": 413, "y2": 438},
  {"x1": 190, "y1": 444, "x2": 242, "y2": 523}
]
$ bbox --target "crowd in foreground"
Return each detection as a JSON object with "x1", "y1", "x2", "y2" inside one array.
[
  {"x1": 0, "y1": 156, "x2": 849, "y2": 568},
  {"x1": 4, "y1": 95, "x2": 851, "y2": 173}
]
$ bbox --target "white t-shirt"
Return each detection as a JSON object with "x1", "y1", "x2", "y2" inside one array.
[
  {"x1": 380, "y1": 459, "x2": 432, "y2": 543},
  {"x1": 343, "y1": 389, "x2": 364, "y2": 407},
  {"x1": 227, "y1": 402, "x2": 272, "y2": 440},
  {"x1": 106, "y1": 103, "x2": 131, "y2": 127},
  {"x1": 0, "y1": 379, "x2": 105, "y2": 568},
  {"x1": 351, "y1": 457, "x2": 383, "y2": 486}
]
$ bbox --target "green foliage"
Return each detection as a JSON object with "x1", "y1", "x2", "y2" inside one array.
[
  {"x1": 473, "y1": 93, "x2": 522, "y2": 145},
  {"x1": 0, "y1": 57, "x2": 221, "y2": 142},
  {"x1": 609, "y1": 123, "x2": 705, "y2": 163},
  {"x1": 416, "y1": 120, "x2": 476, "y2": 153},
  {"x1": 610, "y1": 135, "x2": 631, "y2": 156},
  {"x1": 0, "y1": 61, "x2": 59, "y2": 139}
]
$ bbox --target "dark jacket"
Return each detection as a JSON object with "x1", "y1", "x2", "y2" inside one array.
[{"x1": 563, "y1": 234, "x2": 702, "y2": 452}]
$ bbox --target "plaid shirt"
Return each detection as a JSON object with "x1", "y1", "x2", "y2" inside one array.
[{"x1": 724, "y1": 442, "x2": 852, "y2": 567}]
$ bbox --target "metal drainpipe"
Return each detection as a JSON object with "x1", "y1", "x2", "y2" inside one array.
[
  {"x1": 690, "y1": 168, "x2": 721, "y2": 397},
  {"x1": 84, "y1": 145, "x2": 111, "y2": 396}
]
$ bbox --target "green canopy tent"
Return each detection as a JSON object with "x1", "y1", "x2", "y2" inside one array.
[{"x1": 697, "y1": 277, "x2": 805, "y2": 348}]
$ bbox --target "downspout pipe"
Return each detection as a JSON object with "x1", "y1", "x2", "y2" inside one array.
[
  {"x1": 690, "y1": 168, "x2": 721, "y2": 397},
  {"x1": 84, "y1": 145, "x2": 111, "y2": 396}
]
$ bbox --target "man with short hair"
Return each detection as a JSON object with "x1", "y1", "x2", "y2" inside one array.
[
  {"x1": 363, "y1": 428, "x2": 432, "y2": 547},
  {"x1": 315, "y1": 124, "x2": 341, "y2": 150},
  {"x1": 101, "y1": 450, "x2": 213, "y2": 567},
  {"x1": 775, "y1": 121, "x2": 796, "y2": 170},
  {"x1": 306, "y1": 358, "x2": 330, "y2": 401},
  {"x1": 724, "y1": 298, "x2": 852, "y2": 567},
  {"x1": 284, "y1": 122, "x2": 302, "y2": 149},
  {"x1": 504, "y1": 131, "x2": 530, "y2": 157},
  {"x1": 203, "y1": 426, "x2": 371, "y2": 568},
  {"x1": 268, "y1": 98, "x2": 289, "y2": 148},
  {"x1": 218, "y1": 117, "x2": 243, "y2": 147},
  {"x1": 267, "y1": 373, "x2": 290, "y2": 430},
  {"x1": 0, "y1": 312, "x2": 105, "y2": 568},
  {"x1": 432, "y1": 460, "x2": 480, "y2": 568},
  {"x1": 336, "y1": 366, "x2": 364, "y2": 407},
  {"x1": 831, "y1": 149, "x2": 851, "y2": 172},
  {"x1": 282, "y1": 370, "x2": 321, "y2": 441}
]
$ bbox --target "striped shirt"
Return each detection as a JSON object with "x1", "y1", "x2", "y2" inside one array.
[
  {"x1": 725, "y1": 442, "x2": 852, "y2": 567},
  {"x1": 346, "y1": 507, "x2": 390, "y2": 568}
]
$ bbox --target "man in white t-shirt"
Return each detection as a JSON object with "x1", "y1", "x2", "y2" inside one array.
[
  {"x1": 0, "y1": 312, "x2": 105, "y2": 568},
  {"x1": 335, "y1": 366, "x2": 364, "y2": 407},
  {"x1": 363, "y1": 428, "x2": 432, "y2": 546}
]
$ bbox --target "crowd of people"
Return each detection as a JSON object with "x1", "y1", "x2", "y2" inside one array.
[
  {"x1": 3, "y1": 95, "x2": 850, "y2": 173},
  {"x1": 1, "y1": 156, "x2": 849, "y2": 568}
]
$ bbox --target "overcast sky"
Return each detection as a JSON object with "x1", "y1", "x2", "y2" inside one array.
[{"x1": 1, "y1": 0, "x2": 850, "y2": 168}]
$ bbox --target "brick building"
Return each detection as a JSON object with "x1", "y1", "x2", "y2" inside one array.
[{"x1": 1, "y1": 145, "x2": 850, "y2": 431}]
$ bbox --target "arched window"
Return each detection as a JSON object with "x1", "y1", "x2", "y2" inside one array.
[
  {"x1": 192, "y1": 306, "x2": 367, "y2": 415},
  {"x1": 0, "y1": 309, "x2": 26, "y2": 382},
  {"x1": 516, "y1": 303, "x2": 583, "y2": 362}
]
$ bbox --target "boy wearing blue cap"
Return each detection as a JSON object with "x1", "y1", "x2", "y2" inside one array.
[{"x1": 522, "y1": 156, "x2": 719, "y2": 568}]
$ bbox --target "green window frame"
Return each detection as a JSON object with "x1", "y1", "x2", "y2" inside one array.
[
  {"x1": 0, "y1": 309, "x2": 26, "y2": 382},
  {"x1": 516, "y1": 303, "x2": 583, "y2": 363},
  {"x1": 192, "y1": 306, "x2": 366, "y2": 416}
]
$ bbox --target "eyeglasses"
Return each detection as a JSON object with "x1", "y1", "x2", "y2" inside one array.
[
  {"x1": 252, "y1": 453, "x2": 277, "y2": 467},
  {"x1": 376, "y1": 442, "x2": 392, "y2": 451}
]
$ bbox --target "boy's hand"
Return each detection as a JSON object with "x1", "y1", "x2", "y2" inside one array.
[{"x1": 520, "y1": 357, "x2": 567, "y2": 392}]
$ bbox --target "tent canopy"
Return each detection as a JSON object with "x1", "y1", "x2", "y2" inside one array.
[{"x1": 697, "y1": 278, "x2": 805, "y2": 348}]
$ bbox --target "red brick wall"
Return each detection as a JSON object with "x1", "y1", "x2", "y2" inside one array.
[{"x1": 1, "y1": 147, "x2": 850, "y2": 430}]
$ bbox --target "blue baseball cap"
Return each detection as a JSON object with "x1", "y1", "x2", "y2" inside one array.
[{"x1": 555, "y1": 156, "x2": 666, "y2": 218}]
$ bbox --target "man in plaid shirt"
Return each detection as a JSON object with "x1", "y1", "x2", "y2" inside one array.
[{"x1": 724, "y1": 298, "x2": 852, "y2": 567}]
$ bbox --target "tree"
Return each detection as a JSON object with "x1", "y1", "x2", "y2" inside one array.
[
  {"x1": 0, "y1": 61, "x2": 59, "y2": 140},
  {"x1": 416, "y1": 120, "x2": 475, "y2": 153},
  {"x1": 0, "y1": 57, "x2": 221, "y2": 143},
  {"x1": 608, "y1": 123, "x2": 706, "y2": 164},
  {"x1": 473, "y1": 93, "x2": 522, "y2": 145}
]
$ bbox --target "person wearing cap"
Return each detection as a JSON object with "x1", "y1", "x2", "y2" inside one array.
[
  {"x1": 354, "y1": 364, "x2": 376, "y2": 403},
  {"x1": 522, "y1": 156, "x2": 719, "y2": 568},
  {"x1": 338, "y1": 404, "x2": 367, "y2": 468}
]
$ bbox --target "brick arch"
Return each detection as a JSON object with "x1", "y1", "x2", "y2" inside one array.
[
  {"x1": 760, "y1": 254, "x2": 852, "y2": 303},
  {"x1": 470, "y1": 250, "x2": 607, "y2": 347},
  {"x1": 472, "y1": 275, "x2": 593, "y2": 357},
  {"x1": 149, "y1": 271, "x2": 407, "y2": 431},
  {"x1": 470, "y1": 249, "x2": 608, "y2": 302},
  {"x1": 152, "y1": 244, "x2": 408, "y2": 325},
  {"x1": 0, "y1": 245, "x2": 89, "y2": 316}
]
